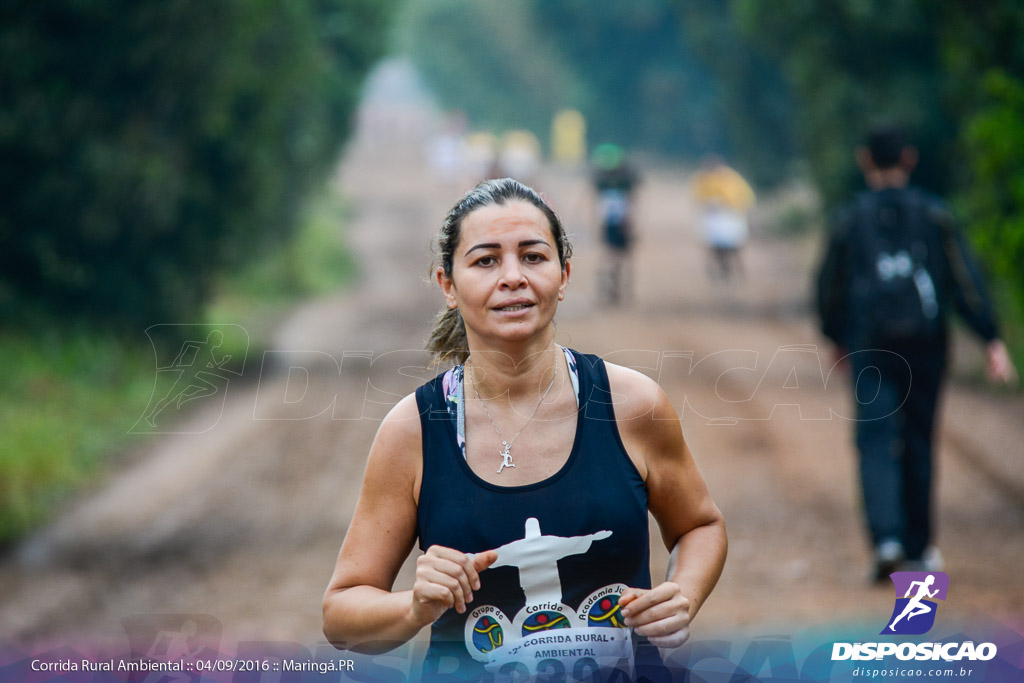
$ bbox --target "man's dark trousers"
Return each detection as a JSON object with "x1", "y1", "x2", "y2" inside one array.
[{"x1": 850, "y1": 343, "x2": 946, "y2": 561}]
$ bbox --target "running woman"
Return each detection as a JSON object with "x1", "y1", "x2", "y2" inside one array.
[{"x1": 322, "y1": 178, "x2": 727, "y2": 680}]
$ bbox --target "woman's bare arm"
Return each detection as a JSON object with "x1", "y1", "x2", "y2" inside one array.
[
  {"x1": 607, "y1": 364, "x2": 727, "y2": 647},
  {"x1": 322, "y1": 393, "x2": 497, "y2": 653},
  {"x1": 322, "y1": 394, "x2": 427, "y2": 652}
]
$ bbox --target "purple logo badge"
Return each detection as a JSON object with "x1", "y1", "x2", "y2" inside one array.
[{"x1": 881, "y1": 571, "x2": 949, "y2": 635}]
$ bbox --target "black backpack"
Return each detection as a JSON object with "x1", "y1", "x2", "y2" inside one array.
[{"x1": 847, "y1": 189, "x2": 944, "y2": 346}]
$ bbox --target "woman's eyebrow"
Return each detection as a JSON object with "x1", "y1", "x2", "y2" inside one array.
[
  {"x1": 465, "y1": 242, "x2": 501, "y2": 255},
  {"x1": 464, "y1": 239, "x2": 551, "y2": 255}
]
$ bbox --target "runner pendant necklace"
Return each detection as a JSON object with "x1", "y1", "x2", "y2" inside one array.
[{"x1": 468, "y1": 347, "x2": 559, "y2": 474}]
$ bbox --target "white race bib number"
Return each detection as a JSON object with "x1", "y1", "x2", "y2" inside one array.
[{"x1": 483, "y1": 626, "x2": 633, "y2": 680}]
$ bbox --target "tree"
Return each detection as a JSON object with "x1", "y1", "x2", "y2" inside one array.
[
  {"x1": 731, "y1": 0, "x2": 956, "y2": 210},
  {"x1": 677, "y1": 0, "x2": 797, "y2": 189},
  {"x1": 399, "y1": 0, "x2": 732, "y2": 160},
  {"x1": 397, "y1": 0, "x2": 573, "y2": 142},
  {"x1": 937, "y1": 0, "x2": 1024, "y2": 312},
  {"x1": 0, "y1": 0, "x2": 395, "y2": 329},
  {"x1": 724, "y1": 0, "x2": 1024, "y2": 312}
]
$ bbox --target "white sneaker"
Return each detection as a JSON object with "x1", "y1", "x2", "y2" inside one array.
[
  {"x1": 872, "y1": 538, "x2": 905, "y2": 582},
  {"x1": 905, "y1": 546, "x2": 944, "y2": 572}
]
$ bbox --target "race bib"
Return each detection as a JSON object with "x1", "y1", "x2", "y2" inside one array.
[
  {"x1": 460, "y1": 520, "x2": 637, "y2": 680},
  {"x1": 483, "y1": 626, "x2": 633, "y2": 680}
]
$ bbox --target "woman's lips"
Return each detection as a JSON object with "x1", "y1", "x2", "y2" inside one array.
[{"x1": 492, "y1": 299, "x2": 536, "y2": 314}]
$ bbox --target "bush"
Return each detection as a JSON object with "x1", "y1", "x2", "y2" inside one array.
[{"x1": 0, "y1": 0, "x2": 394, "y2": 330}]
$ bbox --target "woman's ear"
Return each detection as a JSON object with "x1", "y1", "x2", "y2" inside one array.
[
  {"x1": 558, "y1": 260, "x2": 571, "y2": 301},
  {"x1": 437, "y1": 267, "x2": 458, "y2": 309}
]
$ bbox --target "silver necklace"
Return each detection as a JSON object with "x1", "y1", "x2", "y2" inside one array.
[{"x1": 467, "y1": 347, "x2": 559, "y2": 474}]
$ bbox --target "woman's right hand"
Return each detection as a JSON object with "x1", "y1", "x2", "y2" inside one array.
[{"x1": 411, "y1": 546, "x2": 498, "y2": 626}]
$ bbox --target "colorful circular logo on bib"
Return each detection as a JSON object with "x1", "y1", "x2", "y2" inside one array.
[
  {"x1": 587, "y1": 595, "x2": 626, "y2": 628},
  {"x1": 576, "y1": 584, "x2": 628, "y2": 629},
  {"x1": 464, "y1": 605, "x2": 513, "y2": 662},
  {"x1": 522, "y1": 610, "x2": 571, "y2": 634},
  {"x1": 472, "y1": 615, "x2": 505, "y2": 653}
]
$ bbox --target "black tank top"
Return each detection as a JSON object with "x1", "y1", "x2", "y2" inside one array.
[{"x1": 415, "y1": 349, "x2": 654, "y2": 678}]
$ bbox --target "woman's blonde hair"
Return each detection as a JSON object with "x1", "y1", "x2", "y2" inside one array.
[{"x1": 427, "y1": 178, "x2": 573, "y2": 366}]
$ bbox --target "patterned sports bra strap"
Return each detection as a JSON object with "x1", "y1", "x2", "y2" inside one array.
[{"x1": 443, "y1": 346, "x2": 580, "y2": 460}]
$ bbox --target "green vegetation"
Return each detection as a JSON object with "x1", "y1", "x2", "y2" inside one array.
[
  {"x1": 730, "y1": 1, "x2": 958, "y2": 207},
  {"x1": 401, "y1": 0, "x2": 1024, "y2": 366},
  {"x1": 678, "y1": 1, "x2": 799, "y2": 189},
  {"x1": 397, "y1": 0, "x2": 797, "y2": 185},
  {"x1": 0, "y1": 328, "x2": 164, "y2": 543},
  {"x1": 6, "y1": 0, "x2": 1023, "y2": 543},
  {"x1": 756, "y1": 183, "x2": 823, "y2": 238},
  {"x1": 724, "y1": 0, "x2": 1024, "y2": 358},
  {"x1": 0, "y1": 184, "x2": 356, "y2": 545},
  {"x1": 1, "y1": 1, "x2": 391, "y2": 543},
  {"x1": 206, "y1": 183, "x2": 359, "y2": 356},
  {"x1": 0, "y1": 0, "x2": 393, "y2": 330}
]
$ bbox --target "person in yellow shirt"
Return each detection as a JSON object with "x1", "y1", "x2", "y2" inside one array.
[{"x1": 692, "y1": 156, "x2": 755, "y2": 281}]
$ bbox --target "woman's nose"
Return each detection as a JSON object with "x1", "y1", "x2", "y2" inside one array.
[{"x1": 498, "y1": 259, "x2": 527, "y2": 288}]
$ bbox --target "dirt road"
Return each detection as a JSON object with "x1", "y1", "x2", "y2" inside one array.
[{"x1": 2, "y1": 102, "x2": 1022, "y2": 663}]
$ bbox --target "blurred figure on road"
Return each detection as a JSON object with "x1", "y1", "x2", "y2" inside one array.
[
  {"x1": 692, "y1": 156, "x2": 755, "y2": 282},
  {"x1": 815, "y1": 124, "x2": 1017, "y2": 582},
  {"x1": 463, "y1": 131, "x2": 502, "y2": 182},
  {"x1": 497, "y1": 129, "x2": 542, "y2": 186},
  {"x1": 550, "y1": 109, "x2": 587, "y2": 168},
  {"x1": 591, "y1": 143, "x2": 640, "y2": 305},
  {"x1": 427, "y1": 110, "x2": 468, "y2": 186}
]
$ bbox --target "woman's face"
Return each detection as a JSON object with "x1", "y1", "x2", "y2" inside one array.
[{"x1": 439, "y1": 200, "x2": 569, "y2": 348}]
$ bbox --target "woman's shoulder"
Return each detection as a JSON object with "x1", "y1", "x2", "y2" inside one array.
[
  {"x1": 385, "y1": 390, "x2": 424, "y2": 421},
  {"x1": 369, "y1": 392, "x2": 424, "y2": 466},
  {"x1": 357, "y1": 392, "x2": 426, "y2": 515},
  {"x1": 601, "y1": 361, "x2": 684, "y2": 479},
  {"x1": 602, "y1": 361, "x2": 678, "y2": 425}
]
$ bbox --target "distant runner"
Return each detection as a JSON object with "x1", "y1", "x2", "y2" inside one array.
[
  {"x1": 591, "y1": 143, "x2": 639, "y2": 304},
  {"x1": 692, "y1": 155, "x2": 755, "y2": 282}
]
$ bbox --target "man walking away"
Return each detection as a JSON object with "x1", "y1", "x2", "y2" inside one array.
[{"x1": 815, "y1": 125, "x2": 1017, "y2": 582}]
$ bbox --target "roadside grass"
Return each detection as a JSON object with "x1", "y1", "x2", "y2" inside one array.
[
  {"x1": 206, "y1": 185, "x2": 357, "y2": 358},
  {"x1": 0, "y1": 185, "x2": 356, "y2": 546},
  {"x1": 0, "y1": 330, "x2": 165, "y2": 545}
]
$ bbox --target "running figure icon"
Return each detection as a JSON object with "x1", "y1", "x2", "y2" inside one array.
[
  {"x1": 142, "y1": 330, "x2": 233, "y2": 428},
  {"x1": 887, "y1": 574, "x2": 939, "y2": 632}
]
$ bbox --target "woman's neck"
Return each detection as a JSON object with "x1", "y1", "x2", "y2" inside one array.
[{"x1": 465, "y1": 333, "x2": 560, "y2": 401}]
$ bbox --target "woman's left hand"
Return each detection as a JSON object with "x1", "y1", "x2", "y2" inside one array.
[{"x1": 618, "y1": 582, "x2": 691, "y2": 648}]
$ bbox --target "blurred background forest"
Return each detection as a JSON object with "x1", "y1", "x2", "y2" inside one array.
[{"x1": 1, "y1": 0, "x2": 1022, "y2": 542}]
